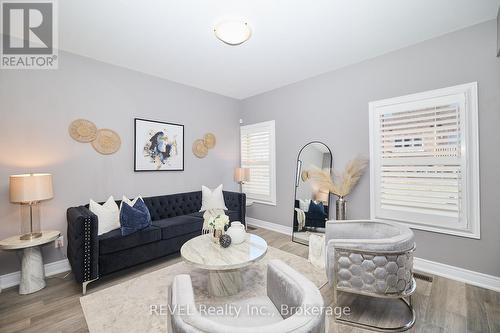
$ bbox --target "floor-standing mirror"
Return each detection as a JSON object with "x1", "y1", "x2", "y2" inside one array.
[{"x1": 292, "y1": 142, "x2": 332, "y2": 245}]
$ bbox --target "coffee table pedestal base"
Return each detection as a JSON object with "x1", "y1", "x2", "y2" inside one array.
[{"x1": 208, "y1": 270, "x2": 242, "y2": 297}]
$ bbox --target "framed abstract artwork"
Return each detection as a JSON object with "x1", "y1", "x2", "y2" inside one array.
[{"x1": 134, "y1": 118, "x2": 184, "y2": 171}]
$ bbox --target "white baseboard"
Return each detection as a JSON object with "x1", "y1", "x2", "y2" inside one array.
[
  {"x1": 247, "y1": 217, "x2": 292, "y2": 235},
  {"x1": 0, "y1": 258, "x2": 71, "y2": 290},
  {"x1": 249, "y1": 217, "x2": 500, "y2": 292},
  {"x1": 414, "y1": 257, "x2": 500, "y2": 292}
]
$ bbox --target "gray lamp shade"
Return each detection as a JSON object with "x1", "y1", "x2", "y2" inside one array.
[{"x1": 9, "y1": 173, "x2": 54, "y2": 203}]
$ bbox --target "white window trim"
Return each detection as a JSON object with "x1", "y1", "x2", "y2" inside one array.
[
  {"x1": 240, "y1": 120, "x2": 277, "y2": 206},
  {"x1": 369, "y1": 82, "x2": 480, "y2": 239}
]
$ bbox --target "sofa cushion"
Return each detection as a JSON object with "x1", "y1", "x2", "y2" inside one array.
[
  {"x1": 99, "y1": 231, "x2": 201, "y2": 275},
  {"x1": 143, "y1": 192, "x2": 203, "y2": 221},
  {"x1": 120, "y1": 197, "x2": 152, "y2": 236},
  {"x1": 89, "y1": 196, "x2": 120, "y2": 236},
  {"x1": 200, "y1": 184, "x2": 228, "y2": 211},
  {"x1": 188, "y1": 210, "x2": 240, "y2": 222},
  {"x1": 188, "y1": 211, "x2": 205, "y2": 219},
  {"x1": 99, "y1": 225, "x2": 161, "y2": 255},
  {"x1": 153, "y1": 215, "x2": 203, "y2": 240},
  {"x1": 308, "y1": 200, "x2": 326, "y2": 219}
]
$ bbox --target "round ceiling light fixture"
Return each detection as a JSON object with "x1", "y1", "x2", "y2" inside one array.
[{"x1": 214, "y1": 20, "x2": 252, "y2": 46}]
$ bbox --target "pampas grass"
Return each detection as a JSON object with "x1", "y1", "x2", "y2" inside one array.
[{"x1": 308, "y1": 156, "x2": 368, "y2": 198}]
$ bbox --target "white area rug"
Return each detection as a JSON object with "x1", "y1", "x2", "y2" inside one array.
[{"x1": 80, "y1": 246, "x2": 328, "y2": 333}]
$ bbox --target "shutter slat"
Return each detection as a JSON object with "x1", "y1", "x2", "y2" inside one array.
[
  {"x1": 382, "y1": 181, "x2": 459, "y2": 190},
  {"x1": 382, "y1": 144, "x2": 460, "y2": 153},
  {"x1": 381, "y1": 110, "x2": 457, "y2": 126},
  {"x1": 381, "y1": 136, "x2": 458, "y2": 147},
  {"x1": 380, "y1": 106, "x2": 458, "y2": 123},
  {"x1": 381, "y1": 132, "x2": 460, "y2": 142},
  {"x1": 382, "y1": 176, "x2": 460, "y2": 184},
  {"x1": 380, "y1": 123, "x2": 459, "y2": 137},
  {"x1": 381, "y1": 188, "x2": 459, "y2": 198},
  {"x1": 381, "y1": 150, "x2": 459, "y2": 158},
  {"x1": 381, "y1": 204, "x2": 459, "y2": 218},
  {"x1": 381, "y1": 193, "x2": 458, "y2": 205},
  {"x1": 381, "y1": 171, "x2": 459, "y2": 179},
  {"x1": 381, "y1": 199, "x2": 458, "y2": 211},
  {"x1": 381, "y1": 117, "x2": 459, "y2": 132},
  {"x1": 381, "y1": 165, "x2": 460, "y2": 172}
]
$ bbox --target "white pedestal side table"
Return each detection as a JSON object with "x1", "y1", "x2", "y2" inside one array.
[{"x1": 0, "y1": 230, "x2": 60, "y2": 294}]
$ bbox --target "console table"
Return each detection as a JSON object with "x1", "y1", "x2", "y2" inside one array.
[{"x1": 0, "y1": 230, "x2": 60, "y2": 294}]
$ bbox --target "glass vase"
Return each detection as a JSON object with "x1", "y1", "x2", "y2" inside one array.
[{"x1": 212, "y1": 229, "x2": 223, "y2": 243}]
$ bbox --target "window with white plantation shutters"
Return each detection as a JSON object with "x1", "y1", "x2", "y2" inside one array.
[
  {"x1": 380, "y1": 104, "x2": 462, "y2": 218},
  {"x1": 240, "y1": 120, "x2": 276, "y2": 205},
  {"x1": 369, "y1": 83, "x2": 480, "y2": 239}
]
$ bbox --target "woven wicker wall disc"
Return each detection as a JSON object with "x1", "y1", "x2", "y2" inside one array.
[{"x1": 69, "y1": 119, "x2": 97, "y2": 143}]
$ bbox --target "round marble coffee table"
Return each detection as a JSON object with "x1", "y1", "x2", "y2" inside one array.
[
  {"x1": 181, "y1": 233, "x2": 267, "y2": 296},
  {"x1": 0, "y1": 230, "x2": 60, "y2": 294}
]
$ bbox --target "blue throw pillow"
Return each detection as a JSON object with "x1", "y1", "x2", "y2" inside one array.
[
  {"x1": 120, "y1": 198, "x2": 152, "y2": 236},
  {"x1": 308, "y1": 200, "x2": 326, "y2": 218}
]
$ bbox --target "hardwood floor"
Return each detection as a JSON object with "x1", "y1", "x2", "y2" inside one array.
[{"x1": 0, "y1": 227, "x2": 498, "y2": 333}]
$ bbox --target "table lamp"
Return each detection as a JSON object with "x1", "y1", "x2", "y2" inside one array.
[
  {"x1": 9, "y1": 173, "x2": 53, "y2": 240},
  {"x1": 234, "y1": 167, "x2": 250, "y2": 188}
]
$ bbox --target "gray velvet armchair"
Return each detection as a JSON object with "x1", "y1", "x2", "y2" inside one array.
[
  {"x1": 325, "y1": 219, "x2": 416, "y2": 332},
  {"x1": 170, "y1": 259, "x2": 325, "y2": 333}
]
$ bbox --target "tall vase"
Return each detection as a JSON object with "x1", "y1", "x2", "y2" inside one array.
[
  {"x1": 212, "y1": 229, "x2": 223, "y2": 243},
  {"x1": 336, "y1": 196, "x2": 347, "y2": 220}
]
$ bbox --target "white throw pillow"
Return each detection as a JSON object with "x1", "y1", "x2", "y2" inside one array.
[
  {"x1": 120, "y1": 195, "x2": 143, "y2": 210},
  {"x1": 89, "y1": 196, "x2": 120, "y2": 235},
  {"x1": 299, "y1": 199, "x2": 311, "y2": 212},
  {"x1": 199, "y1": 185, "x2": 228, "y2": 211}
]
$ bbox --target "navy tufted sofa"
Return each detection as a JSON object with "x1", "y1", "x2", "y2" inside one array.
[{"x1": 66, "y1": 190, "x2": 245, "y2": 294}]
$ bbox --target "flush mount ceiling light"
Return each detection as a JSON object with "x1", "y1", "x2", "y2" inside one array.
[{"x1": 214, "y1": 20, "x2": 252, "y2": 46}]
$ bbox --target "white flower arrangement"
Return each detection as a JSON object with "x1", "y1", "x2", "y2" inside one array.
[{"x1": 208, "y1": 214, "x2": 230, "y2": 231}]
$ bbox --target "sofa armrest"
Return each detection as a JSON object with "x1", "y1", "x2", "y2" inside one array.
[
  {"x1": 67, "y1": 206, "x2": 99, "y2": 284},
  {"x1": 223, "y1": 191, "x2": 246, "y2": 225}
]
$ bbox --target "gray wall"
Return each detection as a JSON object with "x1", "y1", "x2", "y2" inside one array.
[
  {"x1": 241, "y1": 20, "x2": 500, "y2": 277},
  {"x1": 0, "y1": 51, "x2": 240, "y2": 275}
]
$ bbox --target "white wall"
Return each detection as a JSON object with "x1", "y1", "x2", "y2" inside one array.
[{"x1": 0, "y1": 51, "x2": 241, "y2": 275}]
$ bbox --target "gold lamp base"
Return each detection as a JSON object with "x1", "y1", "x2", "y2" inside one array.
[{"x1": 20, "y1": 232, "x2": 43, "y2": 241}]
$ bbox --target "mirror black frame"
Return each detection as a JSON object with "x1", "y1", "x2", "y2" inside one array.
[{"x1": 292, "y1": 141, "x2": 333, "y2": 245}]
